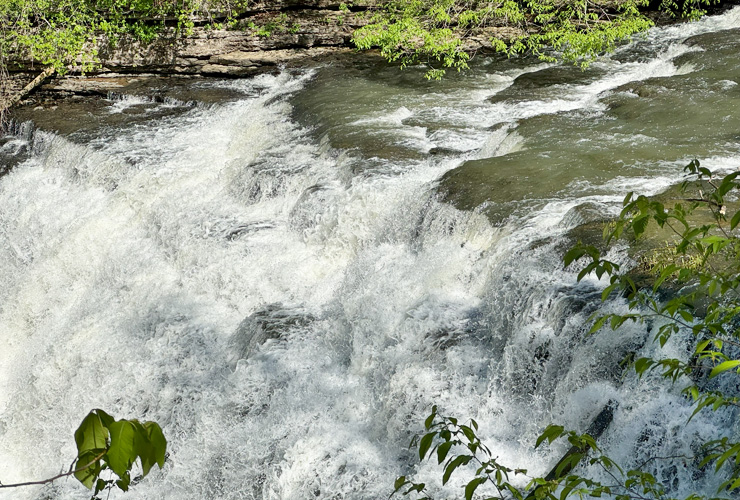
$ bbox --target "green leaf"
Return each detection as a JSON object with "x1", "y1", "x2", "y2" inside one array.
[
  {"x1": 678, "y1": 309, "x2": 693, "y2": 323},
  {"x1": 405, "y1": 482, "x2": 426, "y2": 494},
  {"x1": 95, "y1": 478, "x2": 108, "y2": 494},
  {"x1": 555, "y1": 452, "x2": 583, "y2": 478},
  {"x1": 564, "y1": 247, "x2": 586, "y2": 267},
  {"x1": 465, "y1": 477, "x2": 487, "y2": 500},
  {"x1": 601, "y1": 283, "x2": 618, "y2": 302},
  {"x1": 730, "y1": 210, "x2": 740, "y2": 230},
  {"x1": 96, "y1": 409, "x2": 115, "y2": 428},
  {"x1": 116, "y1": 471, "x2": 131, "y2": 492},
  {"x1": 419, "y1": 433, "x2": 434, "y2": 461},
  {"x1": 578, "y1": 262, "x2": 597, "y2": 281},
  {"x1": 504, "y1": 482, "x2": 525, "y2": 500},
  {"x1": 726, "y1": 476, "x2": 740, "y2": 490},
  {"x1": 719, "y1": 176, "x2": 736, "y2": 197},
  {"x1": 141, "y1": 421, "x2": 167, "y2": 475},
  {"x1": 589, "y1": 315, "x2": 608, "y2": 334},
  {"x1": 74, "y1": 449, "x2": 103, "y2": 489},
  {"x1": 653, "y1": 265, "x2": 677, "y2": 292},
  {"x1": 107, "y1": 420, "x2": 137, "y2": 478},
  {"x1": 443, "y1": 455, "x2": 472, "y2": 485},
  {"x1": 536, "y1": 425, "x2": 563, "y2": 448},
  {"x1": 715, "y1": 444, "x2": 740, "y2": 472},
  {"x1": 709, "y1": 360, "x2": 740, "y2": 379},
  {"x1": 461, "y1": 425, "x2": 476, "y2": 443},
  {"x1": 394, "y1": 476, "x2": 407, "y2": 491},
  {"x1": 632, "y1": 214, "x2": 649, "y2": 238},
  {"x1": 424, "y1": 411, "x2": 436, "y2": 430},
  {"x1": 75, "y1": 410, "x2": 110, "y2": 455},
  {"x1": 437, "y1": 441, "x2": 454, "y2": 464},
  {"x1": 634, "y1": 357, "x2": 654, "y2": 377}
]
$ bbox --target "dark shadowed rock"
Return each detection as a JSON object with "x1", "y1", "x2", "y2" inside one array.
[{"x1": 230, "y1": 303, "x2": 315, "y2": 361}]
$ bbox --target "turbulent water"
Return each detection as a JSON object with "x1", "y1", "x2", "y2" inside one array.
[{"x1": 2, "y1": 8, "x2": 740, "y2": 500}]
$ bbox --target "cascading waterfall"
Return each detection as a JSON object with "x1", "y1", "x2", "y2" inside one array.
[{"x1": 2, "y1": 7, "x2": 740, "y2": 499}]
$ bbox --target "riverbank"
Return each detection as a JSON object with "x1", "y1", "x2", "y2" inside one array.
[
  {"x1": 3, "y1": 0, "x2": 739, "y2": 112},
  {"x1": 0, "y1": 1, "x2": 363, "y2": 108}
]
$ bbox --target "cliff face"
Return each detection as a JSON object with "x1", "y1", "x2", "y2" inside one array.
[{"x1": 93, "y1": 2, "x2": 378, "y2": 77}]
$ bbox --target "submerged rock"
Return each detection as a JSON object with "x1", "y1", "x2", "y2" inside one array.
[
  {"x1": 0, "y1": 120, "x2": 35, "y2": 176},
  {"x1": 230, "y1": 303, "x2": 315, "y2": 361},
  {"x1": 559, "y1": 202, "x2": 612, "y2": 230}
]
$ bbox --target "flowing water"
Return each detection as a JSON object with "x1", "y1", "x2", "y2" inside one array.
[{"x1": 2, "y1": 8, "x2": 740, "y2": 500}]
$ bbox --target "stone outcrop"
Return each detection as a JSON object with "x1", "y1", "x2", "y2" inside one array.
[
  {"x1": 2, "y1": 2, "x2": 378, "y2": 105},
  {"x1": 92, "y1": 8, "x2": 372, "y2": 77}
]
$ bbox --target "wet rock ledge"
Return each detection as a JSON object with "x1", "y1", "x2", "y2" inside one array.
[{"x1": 93, "y1": 1, "x2": 377, "y2": 77}]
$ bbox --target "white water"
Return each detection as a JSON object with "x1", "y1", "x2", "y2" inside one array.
[{"x1": 2, "y1": 8, "x2": 740, "y2": 500}]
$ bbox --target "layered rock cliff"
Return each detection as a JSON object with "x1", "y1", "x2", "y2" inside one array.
[
  {"x1": 2, "y1": 0, "x2": 377, "y2": 106},
  {"x1": 93, "y1": 1, "x2": 378, "y2": 77}
]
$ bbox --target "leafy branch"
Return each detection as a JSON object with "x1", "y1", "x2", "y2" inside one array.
[
  {"x1": 351, "y1": 0, "x2": 718, "y2": 78},
  {"x1": 393, "y1": 405, "x2": 716, "y2": 500},
  {"x1": 0, "y1": 448, "x2": 107, "y2": 489},
  {"x1": 0, "y1": 409, "x2": 167, "y2": 498}
]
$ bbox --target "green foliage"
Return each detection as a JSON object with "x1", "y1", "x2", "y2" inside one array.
[
  {"x1": 247, "y1": 13, "x2": 295, "y2": 37},
  {"x1": 394, "y1": 405, "x2": 678, "y2": 500},
  {"x1": 570, "y1": 159, "x2": 740, "y2": 451},
  {"x1": 72, "y1": 409, "x2": 167, "y2": 497},
  {"x1": 0, "y1": 409, "x2": 166, "y2": 495},
  {"x1": 352, "y1": 0, "x2": 472, "y2": 79},
  {"x1": 0, "y1": 0, "x2": 250, "y2": 75},
  {"x1": 564, "y1": 161, "x2": 740, "y2": 495},
  {"x1": 396, "y1": 161, "x2": 740, "y2": 499},
  {"x1": 0, "y1": 0, "x2": 729, "y2": 83},
  {"x1": 394, "y1": 405, "x2": 530, "y2": 500},
  {"x1": 352, "y1": 0, "x2": 719, "y2": 78}
]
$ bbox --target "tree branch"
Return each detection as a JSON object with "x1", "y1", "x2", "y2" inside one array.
[
  {"x1": 0, "y1": 448, "x2": 106, "y2": 489},
  {"x1": 0, "y1": 66, "x2": 55, "y2": 116}
]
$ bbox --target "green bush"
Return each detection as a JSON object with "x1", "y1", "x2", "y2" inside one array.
[{"x1": 352, "y1": 0, "x2": 719, "y2": 79}]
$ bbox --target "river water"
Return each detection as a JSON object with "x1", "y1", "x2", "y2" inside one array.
[{"x1": 2, "y1": 8, "x2": 740, "y2": 500}]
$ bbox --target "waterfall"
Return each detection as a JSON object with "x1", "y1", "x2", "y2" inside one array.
[{"x1": 2, "y1": 8, "x2": 740, "y2": 499}]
